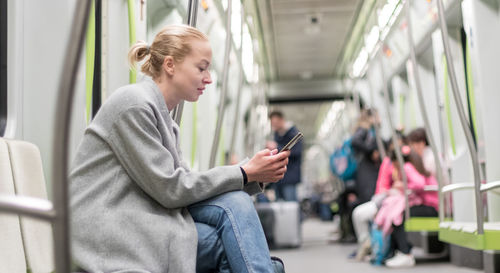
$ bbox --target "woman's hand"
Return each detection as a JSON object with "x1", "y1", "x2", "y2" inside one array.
[{"x1": 241, "y1": 149, "x2": 290, "y2": 183}]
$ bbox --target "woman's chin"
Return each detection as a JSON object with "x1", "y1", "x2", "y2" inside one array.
[{"x1": 186, "y1": 96, "x2": 200, "y2": 102}]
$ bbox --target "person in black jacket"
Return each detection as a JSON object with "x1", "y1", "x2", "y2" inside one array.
[
  {"x1": 351, "y1": 108, "x2": 381, "y2": 204},
  {"x1": 269, "y1": 110, "x2": 303, "y2": 202},
  {"x1": 340, "y1": 109, "x2": 382, "y2": 246}
]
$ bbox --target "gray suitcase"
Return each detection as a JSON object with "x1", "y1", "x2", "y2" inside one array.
[{"x1": 256, "y1": 202, "x2": 301, "y2": 248}]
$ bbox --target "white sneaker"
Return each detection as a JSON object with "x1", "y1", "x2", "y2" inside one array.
[{"x1": 385, "y1": 251, "x2": 416, "y2": 268}]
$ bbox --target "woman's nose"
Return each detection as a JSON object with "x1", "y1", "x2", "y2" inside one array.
[{"x1": 203, "y1": 72, "x2": 212, "y2": 84}]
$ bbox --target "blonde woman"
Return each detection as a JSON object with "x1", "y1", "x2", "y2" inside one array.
[{"x1": 70, "y1": 25, "x2": 289, "y2": 273}]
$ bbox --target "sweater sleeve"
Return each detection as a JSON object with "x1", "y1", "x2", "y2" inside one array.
[{"x1": 107, "y1": 106, "x2": 244, "y2": 209}]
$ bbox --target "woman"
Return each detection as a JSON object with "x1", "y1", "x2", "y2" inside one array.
[
  {"x1": 70, "y1": 25, "x2": 289, "y2": 273},
  {"x1": 375, "y1": 146, "x2": 438, "y2": 268}
]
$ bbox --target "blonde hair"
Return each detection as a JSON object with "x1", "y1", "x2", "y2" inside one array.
[{"x1": 128, "y1": 25, "x2": 209, "y2": 79}]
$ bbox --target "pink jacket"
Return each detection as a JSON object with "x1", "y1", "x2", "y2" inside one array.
[
  {"x1": 374, "y1": 157, "x2": 393, "y2": 194},
  {"x1": 374, "y1": 163, "x2": 438, "y2": 235},
  {"x1": 404, "y1": 163, "x2": 439, "y2": 210}
]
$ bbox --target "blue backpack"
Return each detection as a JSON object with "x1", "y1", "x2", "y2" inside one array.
[
  {"x1": 329, "y1": 138, "x2": 357, "y2": 181},
  {"x1": 370, "y1": 225, "x2": 391, "y2": 266}
]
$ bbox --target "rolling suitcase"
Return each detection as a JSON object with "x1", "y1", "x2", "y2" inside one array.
[
  {"x1": 255, "y1": 203, "x2": 276, "y2": 246},
  {"x1": 255, "y1": 202, "x2": 301, "y2": 248}
]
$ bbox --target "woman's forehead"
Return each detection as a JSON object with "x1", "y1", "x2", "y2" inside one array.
[{"x1": 190, "y1": 39, "x2": 212, "y2": 57}]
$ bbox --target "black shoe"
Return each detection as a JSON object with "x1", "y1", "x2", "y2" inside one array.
[
  {"x1": 339, "y1": 235, "x2": 357, "y2": 244},
  {"x1": 271, "y1": 256, "x2": 285, "y2": 273}
]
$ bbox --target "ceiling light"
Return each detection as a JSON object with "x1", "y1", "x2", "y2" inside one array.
[
  {"x1": 378, "y1": 0, "x2": 400, "y2": 29},
  {"x1": 365, "y1": 26, "x2": 380, "y2": 53},
  {"x1": 352, "y1": 48, "x2": 369, "y2": 77}
]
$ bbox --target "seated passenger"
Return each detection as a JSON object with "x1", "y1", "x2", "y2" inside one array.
[
  {"x1": 70, "y1": 25, "x2": 289, "y2": 273},
  {"x1": 374, "y1": 146, "x2": 438, "y2": 268},
  {"x1": 407, "y1": 127, "x2": 435, "y2": 175}
]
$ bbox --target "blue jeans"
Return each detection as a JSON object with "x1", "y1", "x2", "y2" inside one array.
[
  {"x1": 189, "y1": 191, "x2": 274, "y2": 273},
  {"x1": 195, "y1": 222, "x2": 232, "y2": 273}
]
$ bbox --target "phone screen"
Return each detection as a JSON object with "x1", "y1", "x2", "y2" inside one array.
[{"x1": 279, "y1": 132, "x2": 303, "y2": 153}]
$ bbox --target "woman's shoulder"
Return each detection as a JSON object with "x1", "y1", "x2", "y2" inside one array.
[
  {"x1": 103, "y1": 81, "x2": 160, "y2": 113},
  {"x1": 403, "y1": 162, "x2": 419, "y2": 174}
]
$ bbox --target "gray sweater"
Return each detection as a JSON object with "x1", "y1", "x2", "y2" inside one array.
[{"x1": 70, "y1": 77, "x2": 261, "y2": 273}]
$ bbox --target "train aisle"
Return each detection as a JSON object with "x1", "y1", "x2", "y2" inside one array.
[{"x1": 270, "y1": 218, "x2": 481, "y2": 273}]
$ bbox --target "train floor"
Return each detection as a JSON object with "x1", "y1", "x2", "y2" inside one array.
[{"x1": 270, "y1": 218, "x2": 482, "y2": 273}]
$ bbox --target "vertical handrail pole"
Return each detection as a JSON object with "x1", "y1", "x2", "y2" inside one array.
[
  {"x1": 405, "y1": 0, "x2": 445, "y2": 222},
  {"x1": 367, "y1": 77, "x2": 387, "y2": 159},
  {"x1": 378, "y1": 57, "x2": 410, "y2": 220},
  {"x1": 127, "y1": 0, "x2": 137, "y2": 83},
  {"x1": 52, "y1": 0, "x2": 93, "y2": 272},
  {"x1": 172, "y1": 0, "x2": 199, "y2": 124},
  {"x1": 228, "y1": 3, "x2": 245, "y2": 163},
  {"x1": 209, "y1": 0, "x2": 232, "y2": 168},
  {"x1": 436, "y1": 0, "x2": 483, "y2": 234}
]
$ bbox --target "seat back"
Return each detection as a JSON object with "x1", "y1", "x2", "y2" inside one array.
[
  {"x1": 7, "y1": 139, "x2": 55, "y2": 273},
  {"x1": 0, "y1": 138, "x2": 27, "y2": 273}
]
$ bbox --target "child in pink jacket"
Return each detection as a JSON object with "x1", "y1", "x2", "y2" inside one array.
[{"x1": 375, "y1": 145, "x2": 438, "y2": 268}]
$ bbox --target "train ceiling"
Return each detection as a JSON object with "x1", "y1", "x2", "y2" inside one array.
[{"x1": 254, "y1": 0, "x2": 363, "y2": 81}]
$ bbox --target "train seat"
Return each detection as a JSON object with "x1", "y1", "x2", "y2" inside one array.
[
  {"x1": 439, "y1": 221, "x2": 500, "y2": 250},
  {"x1": 2, "y1": 139, "x2": 55, "y2": 272},
  {"x1": 405, "y1": 217, "x2": 440, "y2": 232},
  {"x1": 404, "y1": 187, "x2": 440, "y2": 232},
  {"x1": 0, "y1": 138, "x2": 27, "y2": 273}
]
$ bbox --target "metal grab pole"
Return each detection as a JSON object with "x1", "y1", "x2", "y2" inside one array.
[
  {"x1": 436, "y1": 0, "x2": 483, "y2": 234},
  {"x1": 367, "y1": 78, "x2": 387, "y2": 159},
  {"x1": 209, "y1": 0, "x2": 232, "y2": 168},
  {"x1": 172, "y1": 0, "x2": 199, "y2": 124},
  {"x1": 51, "y1": 0, "x2": 93, "y2": 271},
  {"x1": 228, "y1": 5, "x2": 245, "y2": 164},
  {"x1": 404, "y1": 0, "x2": 446, "y2": 222},
  {"x1": 378, "y1": 57, "x2": 410, "y2": 220}
]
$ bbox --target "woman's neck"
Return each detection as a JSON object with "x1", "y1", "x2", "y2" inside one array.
[{"x1": 154, "y1": 75, "x2": 180, "y2": 111}]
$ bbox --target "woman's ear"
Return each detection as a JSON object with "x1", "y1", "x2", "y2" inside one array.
[{"x1": 163, "y1": 56, "x2": 175, "y2": 76}]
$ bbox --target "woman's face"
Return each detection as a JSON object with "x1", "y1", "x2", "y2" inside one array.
[
  {"x1": 409, "y1": 141, "x2": 425, "y2": 157},
  {"x1": 172, "y1": 39, "x2": 213, "y2": 102}
]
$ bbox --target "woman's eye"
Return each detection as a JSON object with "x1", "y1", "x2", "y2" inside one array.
[{"x1": 199, "y1": 67, "x2": 205, "y2": 72}]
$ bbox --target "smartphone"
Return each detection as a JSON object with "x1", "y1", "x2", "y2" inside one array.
[{"x1": 279, "y1": 132, "x2": 303, "y2": 153}]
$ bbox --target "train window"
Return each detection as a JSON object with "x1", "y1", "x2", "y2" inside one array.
[{"x1": 0, "y1": 0, "x2": 7, "y2": 136}]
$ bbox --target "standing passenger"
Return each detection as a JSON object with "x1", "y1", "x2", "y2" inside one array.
[
  {"x1": 269, "y1": 110, "x2": 303, "y2": 202},
  {"x1": 70, "y1": 25, "x2": 289, "y2": 273},
  {"x1": 341, "y1": 109, "x2": 379, "y2": 246}
]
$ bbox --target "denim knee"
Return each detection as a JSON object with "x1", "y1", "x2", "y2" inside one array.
[
  {"x1": 189, "y1": 190, "x2": 257, "y2": 225},
  {"x1": 214, "y1": 191, "x2": 254, "y2": 214}
]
